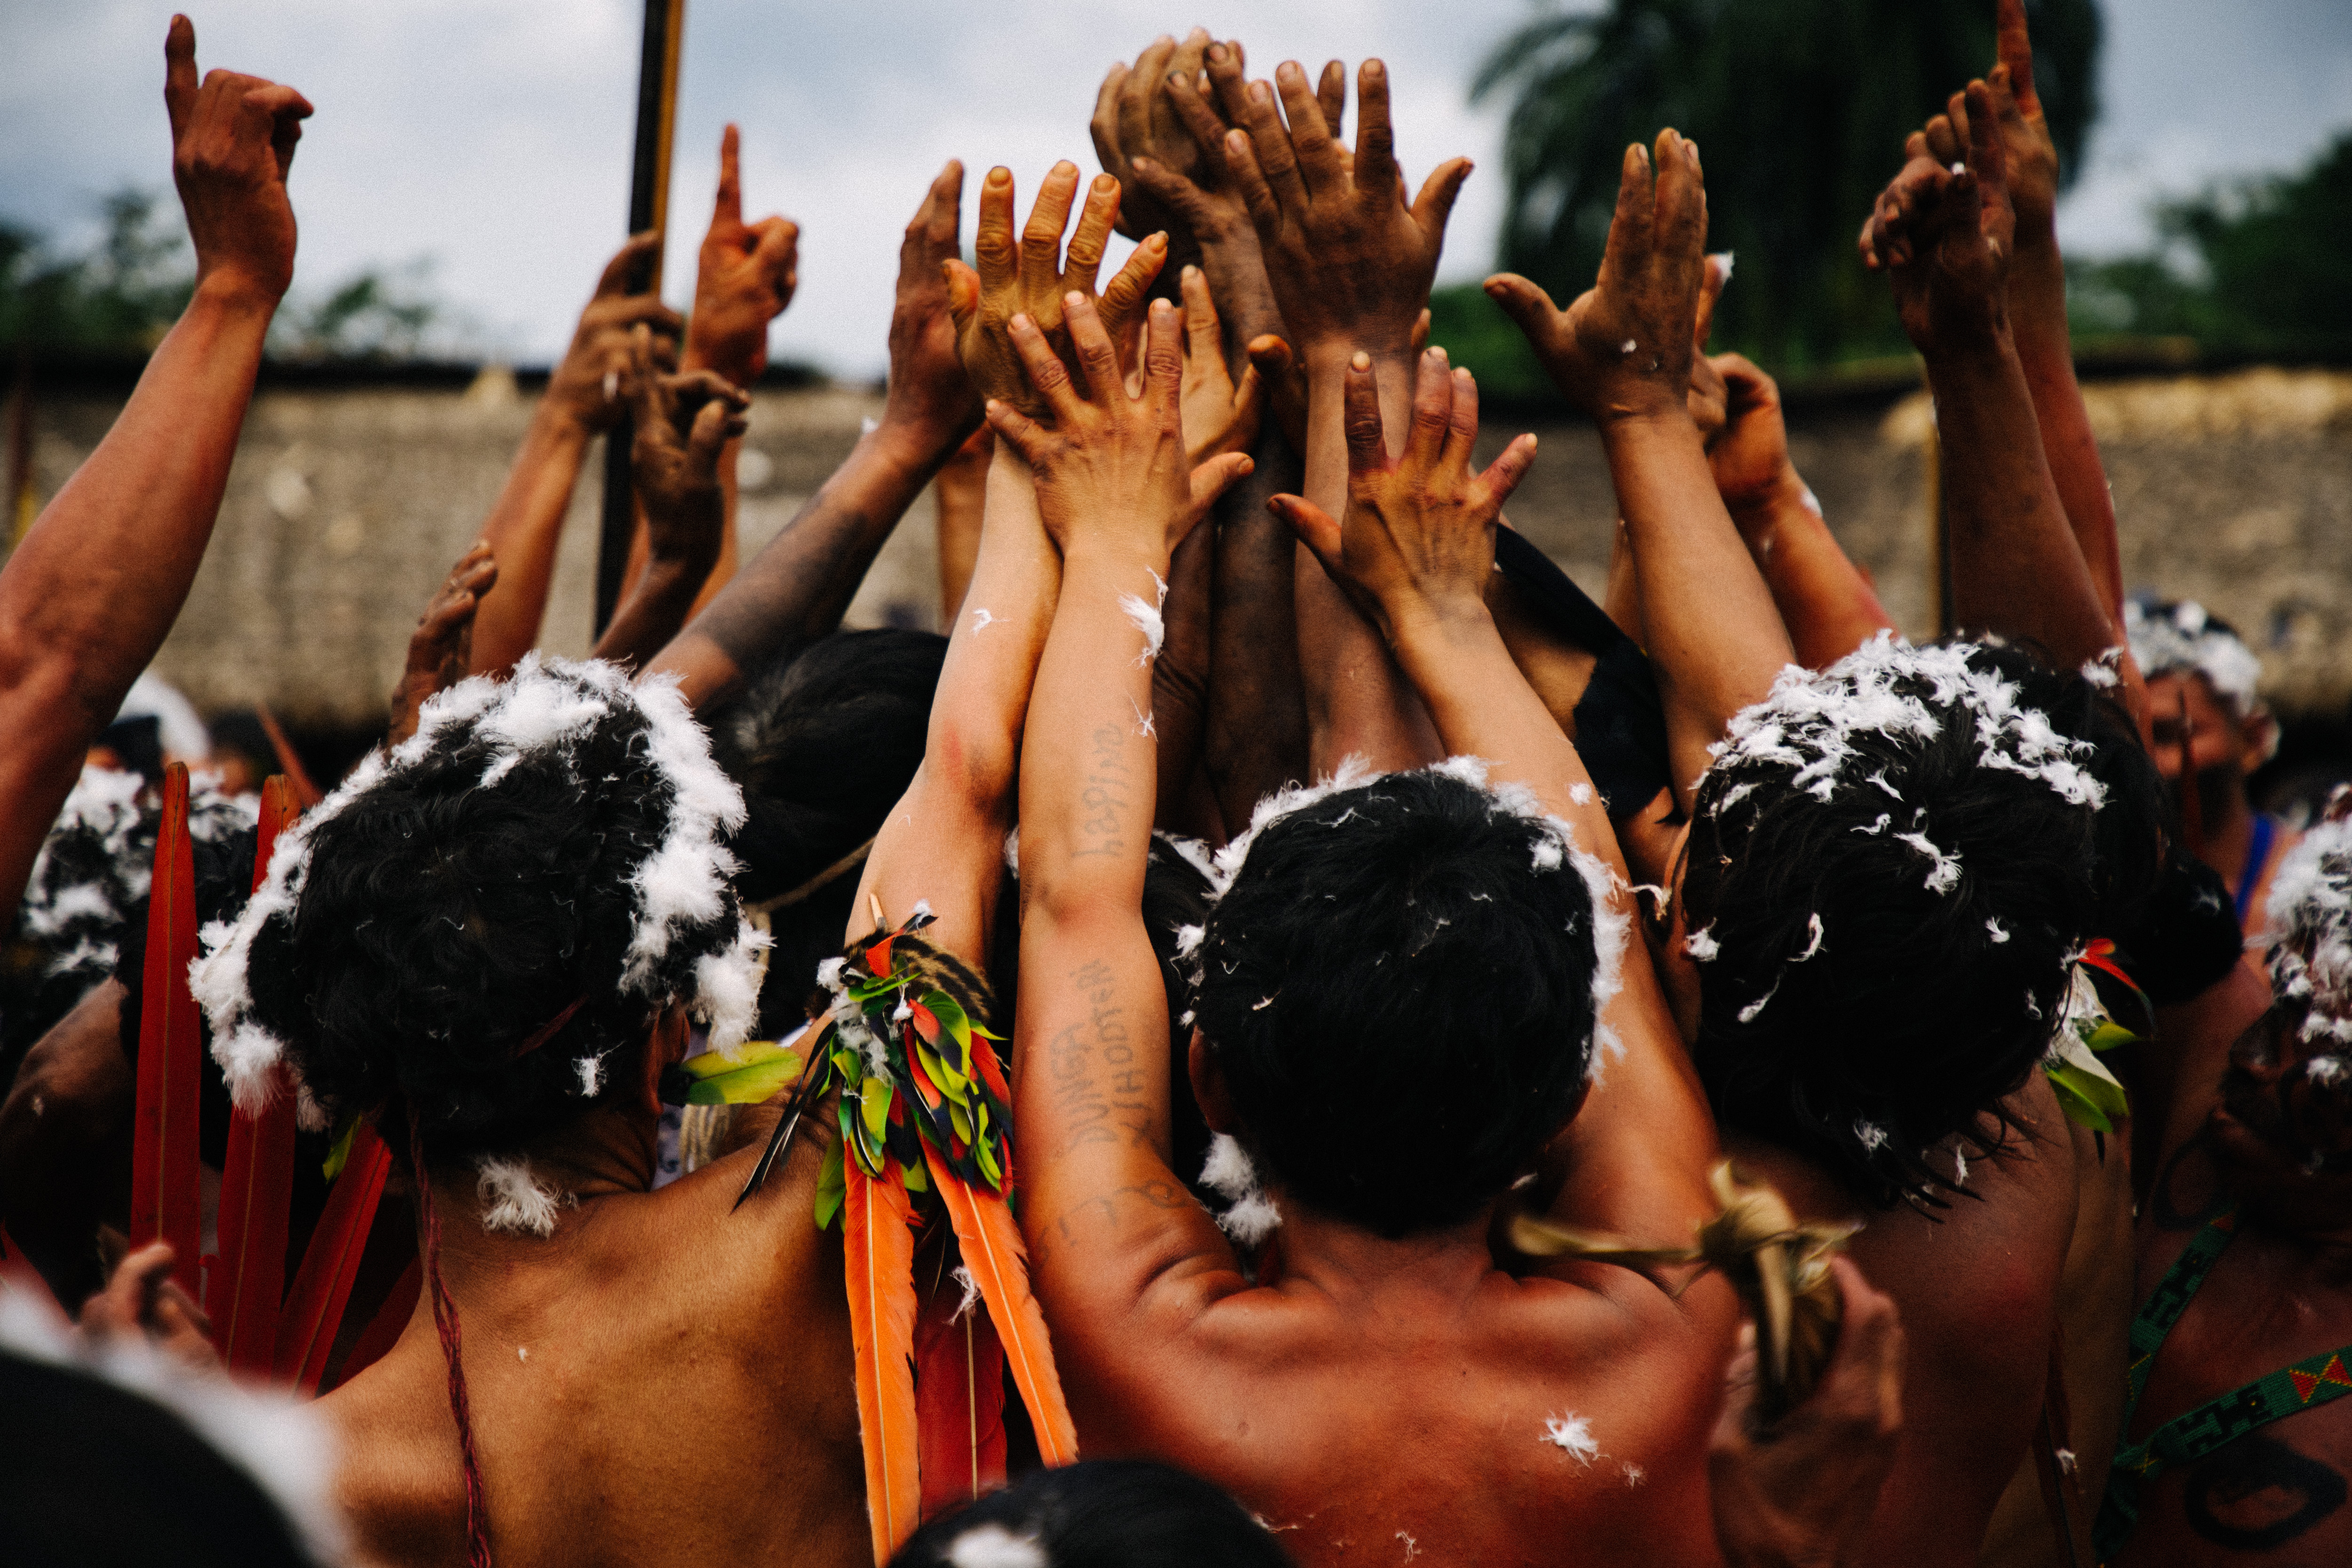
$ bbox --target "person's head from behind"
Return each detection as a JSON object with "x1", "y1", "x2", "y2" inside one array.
[
  {"x1": 2210, "y1": 795, "x2": 2352, "y2": 1220},
  {"x1": 711, "y1": 629, "x2": 947, "y2": 1037},
  {"x1": 1189, "y1": 763, "x2": 1613, "y2": 1239},
  {"x1": 193, "y1": 656, "x2": 765, "y2": 1183},
  {"x1": 887, "y1": 1459, "x2": 1292, "y2": 1568},
  {"x1": 2129, "y1": 599, "x2": 2276, "y2": 821},
  {"x1": 1678, "y1": 637, "x2": 2154, "y2": 1207}
]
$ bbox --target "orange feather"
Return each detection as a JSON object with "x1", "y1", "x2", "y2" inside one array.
[
  {"x1": 212, "y1": 777, "x2": 302, "y2": 1371},
  {"x1": 129, "y1": 764, "x2": 202, "y2": 1300},
  {"x1": 914, "y1": 1249, "x2": 1008, "y2": 1521},
  {"x1": 925, "y1": 1152, "x2": 1079, "y2": 1467},
  {"x1": 845, "y1": 1160, "x2": 922, "y2": 1563}
]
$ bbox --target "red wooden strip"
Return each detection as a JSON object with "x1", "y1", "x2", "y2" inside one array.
[
  {"x1": 212, "y1": 778, "x2": 303, "y2": 1370},
  {"x1": 274, "y1": 1121, "x2": 393, "y2": 1393},
  {"x1": 212, "y1": 780, "x2": 306, "y2": 1373},
  {"x1": 128, "y1": 763, "x2": 202, "y2": 1298}
]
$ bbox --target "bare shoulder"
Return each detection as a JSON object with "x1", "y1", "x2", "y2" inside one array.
[{"x1": 319, "y1": 1334, "x2": 469, "y2": 1568}]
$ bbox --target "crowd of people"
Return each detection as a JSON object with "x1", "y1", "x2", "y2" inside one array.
[{"x1": 3, "y1": 7, "x2": 2349, "y2": 1567}]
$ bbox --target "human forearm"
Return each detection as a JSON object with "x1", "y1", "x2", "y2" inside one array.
[
  {"x1": 1926, "y1": 335, "x2": 2112, "y2": 671},
  {"x1": 647, "y1": 421, "x2": 954, "y2": 709},
  {"x1": 857, "y1": 450, "x2": 1057, "y2": 963},
  {"x1": 1205, "y1": 430, "x2": 1309, "y2": 824},
  {"x1": 467, "y1": 405, "x2": 593, "y2": 674},
  {"x1": 1605, "y1": 410, "x2": 1792, "y2": 803},
  {"x1": 592, "y1": 551, "x2": 714, "y2": 671},
  {"x1": 2008, "y1": 234, "x2": 2124, "y2": 628},
  {"x1": 1729, "y1": 474, "x2": 1892, "y2": 670}
]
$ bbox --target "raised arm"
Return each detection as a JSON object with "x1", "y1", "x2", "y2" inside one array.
[
  {"x1": 1222, "y1": 57, "x2": 1468, "y2": 776},
  {"x1": 999, "y1": 293, "x2": 1251, "y2": 1317},
  {"x1": 465, "y1": 233, "x2": 682, "y2": 675},
  {"x1": 1275, "y1": 352, "x2": 1719, "y2": 1245},
  {"x1": 1706, "y1": 353, "x2": 1892, "y2": 668},
  {"x1": 1487, "y1": 133, "x2": 1792, "y2": 813},
  {"x1": 592, "y1": 337, "x2": 748, "y2": 670},
  {"x1": 1862, "y1": 82, "x2": 2117, "y2": 677},
  {"x1": 645, "y1": 162, "x2": 981, "y2": 710},
  {"x1": 0, "y1": 16, "x2": 307, "y2": 920},
  {"x1": 851, "y1": 167, "x2": 1166, "y2": 966}
]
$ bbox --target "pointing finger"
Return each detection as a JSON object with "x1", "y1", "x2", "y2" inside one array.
[
  {"x1": 715, "y1": 124, "x2": 742, "y2": 227},
  {"x1": 164, "y1": 15, "x2": 198, "y2": 142},
  {"x1": 1995, "y1": 0, "x2": 2042, "y2": 120}
]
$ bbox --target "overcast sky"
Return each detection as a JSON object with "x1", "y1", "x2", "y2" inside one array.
[{"x1": 5, "y1": 0, "x2": 2350, "y2": 377}]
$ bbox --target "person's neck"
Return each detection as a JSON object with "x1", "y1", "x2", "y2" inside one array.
[
  {"x1": 422, "y1": 1101, "x2": 662, "y2": 1275},
  {"x1": 1269, "y1": 1190, "x2": 1500, "y2": 1302},
  {"x1": 2235, "y1": 1186, "x2": 2352, "y2": 1281}
]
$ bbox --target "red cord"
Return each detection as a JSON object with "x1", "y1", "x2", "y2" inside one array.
[{"x1": 411, "y1": 1116, "x2": 493, "y2": 1568}]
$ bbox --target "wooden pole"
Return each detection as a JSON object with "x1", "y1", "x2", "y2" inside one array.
[{"x1": 595, "y1": 0, "x2": 687, "y2": 637}]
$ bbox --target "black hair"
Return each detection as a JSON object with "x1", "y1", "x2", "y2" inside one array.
[
  {"x1": 1192, "y1": 768, "x2": 1602, "y2": 1236},
  {"x1": 1684, "y1": 639, "x2": 2159, "y2": 1207},
  {"x1": 707, "y1": 629, "x2": 948, "y2": 1036},
  {"x1": 1143, "y1": 836, "x2": 1216, "y2": 1198},
  {"x1": 242, "y1": 670, "x2": 747, "y2": 1162},
  {"x1": 888, "y1": 1459, "x2": 1292, "y2": 1568}
]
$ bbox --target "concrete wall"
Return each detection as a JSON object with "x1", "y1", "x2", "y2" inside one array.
[{"x1": 8, "y1": 365, "x2": 2348, "y2": 733}]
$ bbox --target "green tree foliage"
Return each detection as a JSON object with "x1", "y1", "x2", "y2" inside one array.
[
  {"x1": 2068, "y1": 131, "x2": 2352, "y2": 359},
  {"x1": 1, "y1": 186, "x2": 444, "y2": 360},
  {"x1": 1470, "y1": 0, "x2": 2100, "y2": 372}
]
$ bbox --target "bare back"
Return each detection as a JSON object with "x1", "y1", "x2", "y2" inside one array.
[
  {"x1": 1726, "y1": 1073, "x2": 2080, "y2": 1568},
  {"x1": 325, "y1": 1115, "x2": 865, "y2": 1568}
]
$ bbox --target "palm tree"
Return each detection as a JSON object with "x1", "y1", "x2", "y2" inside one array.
[{"x1": 1473, "y1": 0, "x2": 2100, "y2": 369}]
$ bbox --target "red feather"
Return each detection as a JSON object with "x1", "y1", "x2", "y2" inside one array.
[
  {"x1": 924, "y1": 1150, "x2": 1079, "y2": 1468},
  {"x1": 129, "y1": 764, "x2": 202, "y2": 1299},
  {"x1": 845, "y1": 1160, "x2": 921, "y2": 1563},
  {"x1": 914, "y1": 1251, "x2": 1008, "y2": 1521},
  {"x1": 212, "y1": 778, "x2": 302, "y2": 1371},
  {"x1": 274, "y1": 1121, "x2": 393, "y2": 1393}
]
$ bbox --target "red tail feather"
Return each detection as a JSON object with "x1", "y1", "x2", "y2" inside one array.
[
  {"x1": 274, "y1": 1121, "x2": 393, "y2": 1392},
  {"x1": 129, "y1": 764, "x2": 202, "y2": 1299},
  {"x1": 914, "y1": 1251, "x2": 1008, "y2": 1520},
  {"x1": 845, "y1": 1161, "x2": 921, "y2": 1563},
  {"x1": 212, "y1": 778, "x2": 302, "y2": 1370},
  {"x1": 925, "y1": 1153, "x2": 1079, "y2": 1467}
]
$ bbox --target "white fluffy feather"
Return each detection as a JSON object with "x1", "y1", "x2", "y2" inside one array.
[{"x1": 475, "y1": 1155, "x2": 570, "y2": 1237}]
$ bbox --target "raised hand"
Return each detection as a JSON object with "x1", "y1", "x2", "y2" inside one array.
[
  {"x1": 1685, "y1": 252, "x2": 1735, "y2": 444},
  {"x1": 1092, "y1": 30, "x2": 1219, "y2": 259},
  {"x1": 79, "y1": 1240, "x2": 220, "y2": 1371},
  {"x1": 684, "y1": 125, "x2": 800, "y2": 386},
  {"x1": 1177, "y1": 265, "x2": 1266, "y2": 466},
  {"x1": 984, "y1": 292, "x2": 1252, "y2": 555},
  {"x1": 1272, "y1": 348, "x2": 1537, "y2": 643},
  {"x1": 1485, "y1": 131, "x2": 1709, "y2": 426},
  {"x1": 944, "y1": 163, "x2": 1166, "y2": 419},
  {"x1": 875, "y1": 161, "x2": 984, "y2": 451},
  {"x1": 1903, "y1": 0, "x2": 2058, "y2": 248},
  {"x1": 390, "y1": 542, "x2": 497, "y2": 747},
  {"x1": 541, "y1": 232, "x2": 686, "y2": 435},
  {"x1": 627, "y1": 326, "x2": 750, "y2": 571},
  {"x1": 1707, "y1": 354, "x2": 1801, "y2": 517},
  {"x1": 163, "y1": 13, "x2": 312, "y2": 305},
  {"x1": 1861, "y1": 81, "x2": 2014, "y2": 357},
  {"x1": 1222, "y1": 58, "x2": 1470, "y2": 362}
]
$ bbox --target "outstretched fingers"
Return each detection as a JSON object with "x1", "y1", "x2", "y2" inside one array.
[
  {"x1": 1064, "y1": 173, "x2": 1122, "y2": 296},
  {"x1": 1482, "y1": 272, "x2": 1566, "y2": 356},
  {"x1": 1405, "y1": 347, "x2": 1456, "y2": 470},
  {"x1": 1235, "y1": 78, "x2": 1309, "y2": 215},
  {"x1": 1963, "y1": 80, "x2": 2009, "y2": 200},
  {"x1": 903, "y1": 159, "x2": 964, "y2": 269},
  {"x1": 1222, "y1": 127, "x2": 1283, "y2": 243},
  {"x1": 1178, "y1": 264, "x2": 1223, "y2": 365},
  {"x1": 1410, "y1": 157, "x2": 1472, "y2": 245},
  {"x1": 164, "y1": 15, "x2": 199, "y2": 140},
  {"x1": 974, "y1": 167, "x2": 1019, "y2": 298},
  {"x1": 1141, "y1": 295, "x2": 1186, "y2": 422},
  {"x1": 1994, "y1": 0, "x2": 2042, "y2": 119},
  {"x1": 1063, "y1": 290, "x2": 1125, "y2": 402},
  {"x1": 1022, "y1": 161, "x2": 1083, "y2": 284},
  {"x1": 983, "y1": 397, "x2": 1054, "y2": 469},
  {"x1": 1341, "y1": 351, "x2": 1391, "y2": 481},
  {"x1": 1596, "y1": 141, "x2": 1657, "y2": 295},
  {"x1": 1354, "y1": 59, "x2": 1398, "y2": 203},
  {"x1": 1097, "y1": 233, "x2": 1168, "y2": 344},
  {"x1": 1005, "y1": 311, "x2": 1086, "y2": 422},
  {"x1": 1474, "y1": 428, "x2": 1541, "y2": 514},
  {"x1": 1273, "y1": 62, "x2": 1343, "y2": 187}
]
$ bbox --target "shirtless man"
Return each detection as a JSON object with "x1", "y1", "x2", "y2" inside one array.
[
  {"x1": 990, "y1": 106, "x2": 1740, "y2": 1559},
  {"x1": 190, "y1": 656, "x2": 869, "y2": 1568},
  {"x1": 2102, "y1": 802, "x2": 2352, "y2": 1565},
  {"x1": 1481, "y1": 51, "x2": 2164, "y2": 1568},
  {"x1": 2132, "y1": 600, "x2": 2299, "y2": 937}
]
